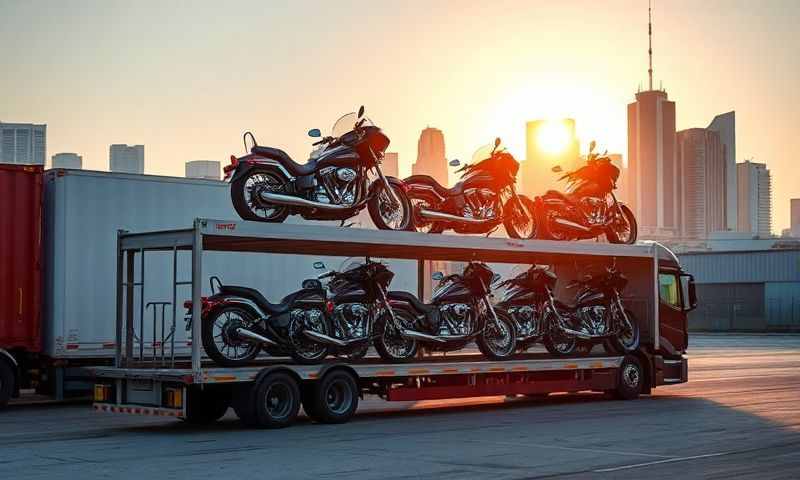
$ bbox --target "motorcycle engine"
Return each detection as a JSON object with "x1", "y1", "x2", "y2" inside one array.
[
  {"x1": 508, "y1": 305, "x2": 539, "y2": 338},
  {"x1": 290, "y1": 308, "x2": 326, "y2": 332},
  {"x1": 316, "y1": 167, "x2": 358, "y2": 206},
  {"x1": 438, "y1": 303, "x2": 472, "y2": 336},
  {"x1": 463, "y1": 188, "x2": 498, "y2": 220},
  {"x1": 578, "y1": 305, "x2": 608, "y2": 335},
  {"x1": 580, "y1": 197, "x2": 607, "y2": 226},
  {"x1": 333, "y1": 303, "x2": 370, "y2": 340}
]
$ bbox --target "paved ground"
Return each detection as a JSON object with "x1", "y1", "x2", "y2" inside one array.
[{"x1": 1, "y1": 334, "x2": 798, "y2": 479}]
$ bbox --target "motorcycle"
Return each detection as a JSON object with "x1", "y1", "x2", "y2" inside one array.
[
  {"x1": 535, "y1": 141, "x2": 637, "y2": 244},
  {"x1": 496, "y1": 262, "x2": 640, "y2": 356},
  {"x1": 224, "y1": 106, "x2": 411, "y2": 231},
  {"x1": 375, "y1": 262, "x2": 517, "y2": 362},
  {"x1": 404, "y1": 138, "x2": 537, "y2": 238},
  {"x1": 187, "y1": 258, "x2": 396, "y2": 366}
]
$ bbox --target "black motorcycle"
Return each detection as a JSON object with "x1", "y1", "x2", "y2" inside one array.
[
  {"x1": 404, "y1": 138, "x2": 536, "y2": 238},
  {"x1": 535, "y1": 141, "x2": 637, "y2": 244},
  {"x1": 225, "y1": 106, "x2": 411, "y2": 231},
  {"x1": 376, "y1": 262, "x2": 517, "y2": 362},
  {"x1": 496, "y1": 263, "x2": 640, "y2": 356},
  {"x1": 189, "y1": 258, "x2": 396, "y2": 366}
]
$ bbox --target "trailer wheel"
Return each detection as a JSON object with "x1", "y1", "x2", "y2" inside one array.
[
  {"x1": 231, "y1": 384, "x2": 259, "y2": 427},
  {"x1": 310, "y1": 370, "x2": 359, "y2": 424},
  {"x1": 184, "y1": 386, "x2": 231, "y2": 424},
  {"x1": 0, "y1": 359, "x2": 15, "y2": 409},
  {"x1": 613, "y1": 355, "x2": 643, "y2": 400},
  {"x1": 253, "y1": 372, "x2": 301, "y2": 428}
]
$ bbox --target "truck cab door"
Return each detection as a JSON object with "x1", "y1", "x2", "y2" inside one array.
[{"x1": 658, "y1": 271, "x2": 688, "y2": 354}]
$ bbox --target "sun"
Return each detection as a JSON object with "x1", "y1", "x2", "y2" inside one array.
[{"x1": 536, "y1": 120, "x2": 571, "y2": 155}]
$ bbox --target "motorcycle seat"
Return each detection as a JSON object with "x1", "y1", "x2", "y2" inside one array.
[
  {"x1": 388, "y1": 291, "x2": 437, "y2": 314},
  {"x1": 544, "y1": 190, "x2": 576, "y2": 203},
  {"x1": 219, "y1": 285, "x2": 297, "y2": 315},
  {"x1": 405, "y1": 175, "x2": 465, "y2": 197},
  {"x1": 251, "y1": 146, "x2": 317, "y2": 176}
]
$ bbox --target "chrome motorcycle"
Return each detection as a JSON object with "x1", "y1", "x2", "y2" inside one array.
[
  {"x1": 376, "y1": 262, "x2": 517, "y2": 362},
  {"x1": 225, "y1": 106, "x2": 411, "y2": 230},
  {"x1": 535, "y1": 141, "x2": 637, "y2": 244},
  {"x1": 404, "y1": 138, "x2": 536, "y2": 238}
]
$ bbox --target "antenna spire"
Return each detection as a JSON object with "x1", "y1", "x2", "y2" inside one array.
[{"x1": 648, "y1": 0, "x2": 654, "y2": 91}]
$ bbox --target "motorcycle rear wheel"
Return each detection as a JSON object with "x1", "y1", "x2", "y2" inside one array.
[
  {"x1": 537, "y1": 207, "x2": 570, "y2": 241},
  {"x1": 201, "y1": 306, "x2": 262, "y2": 367},
  {"x1": 288, "y1": 315, "x2": 331, "y2": 365},
  {"x1": 231, "y1": 168, "x2": 290, "y2": 223}
]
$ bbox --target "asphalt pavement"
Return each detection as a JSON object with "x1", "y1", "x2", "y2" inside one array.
[{"x1": 1, "y1": 334, "x2": 798, "y2": 479}]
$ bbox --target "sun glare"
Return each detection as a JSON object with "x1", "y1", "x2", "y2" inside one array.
[{"x1": 536, "y1": 121, "x2": 571, "y2": 155}]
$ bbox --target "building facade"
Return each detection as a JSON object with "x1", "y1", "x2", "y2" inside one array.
[
  {"x1": 382, "y1": 152, "x2": 399, "y2": 178},
  {"x1": 737, "y1": 161, "x2": 772, "y2": 237},
  {"x1": 707, "y1": 111, "x2": 736, "y2": 231},
  {"x1": 411, "y1": 127, "x2": 447, "y2": 186},
  {"x1": 627, "y1": 89, "x2": 678, "y2": 237},
  {"x1": 109, "y1": 144, "x2": 144, "y2": 174},
  {"x1": 0, "y1": 122, "x2": 46, "y2": 165},
  {"x1": 676, "y1": 128, "x2": 726, "y2": 238},
  {"x1": 51, "y1": 152, "x2": 82, "y2": 169},
  {"x1": 520, "y1": 119, "x2": 580, "y2": 197},
  {"x1": 791, "y1": 198, "x2": 800, "y2": 238},
  {"x1": 185, "y1": 160, "x2": 221, "y2": 180}
]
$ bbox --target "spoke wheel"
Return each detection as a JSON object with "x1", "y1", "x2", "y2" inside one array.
[
  {"x1": 288, "y1": 312, "x2": 330, "y2": 364},
  {"x1": 231, "y1": 169, "x2": 289, "y2": 222},
  {"x1": 410, "y1": 199, "x2": 444, "y2": 233},
  {"x1": 368, "y1": 183, "x2": 411, "y2": 231},
  {"x1": 504, "y1": 196, "x2": 537, "y2": 239},
  {"x1": 201, "y1": 306, "x2": 261, "y2": 367},
  {"x1": 374, "y1": 311, "x2": 418, "y2": 362},
  {"x1": 606, "y1": 205, "x2": 638, "y2": 244},
  {"x1": 477, "y1": 309, "x2": 517, "y2": 360}
]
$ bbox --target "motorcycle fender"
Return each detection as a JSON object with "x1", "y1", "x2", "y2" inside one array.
[
  {"x1": 210, "y1": 295, "x2": 269, "y2": 320},
  {"x1": 229, "y1": 158, "x2": 291, "y2": 184},
  {"x1": 368, "y1": 175, "x2": 407, "y2": 199}
]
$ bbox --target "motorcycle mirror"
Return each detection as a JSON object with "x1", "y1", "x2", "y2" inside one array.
[
  {"x1": 551, "y1": 165, "x2": 563, "y2": 173},
  {"x1": 449, "y1": 159, "x2": 461, "y2": 167},
  {"x1": 313, "y1": 261, "x2": 326, "y2": 270},
  {"x1": 589, "y1": 140, "x2": 596, "y2": 153},
  {"x1": 308, "y1": 128, "x2": 322, "y2": 138},
  {"x1": 494, "y1": 137, "x2": 502, "y2": 148},
  {"x1": 431, "y1": 271, "x2": 444, "y2": 281},
  {"x1": 357, "y1": 105, "x2": 365, "y2": 118}
]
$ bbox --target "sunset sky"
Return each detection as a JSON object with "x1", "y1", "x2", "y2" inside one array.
[{"x1": 2, "y1": 0, "x2": 799, "y2": 231}]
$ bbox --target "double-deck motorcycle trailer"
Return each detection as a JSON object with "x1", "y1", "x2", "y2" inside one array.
[{"x1": 92, "y1": 219, "x2": 692, "y2": 427}]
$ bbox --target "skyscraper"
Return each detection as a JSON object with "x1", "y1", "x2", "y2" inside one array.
[
  {"x1": 185, "y1": 160, "x2": 221, "y2": 180},
  {"x1": 626, "y1": 4, "x2": 678, "y2": 237},
  {"x1": 109, "y1": 144, "x2": 144, "y2": 174},
  {"x1": 51, "y1": 152, "x2": 82, "y2": 169},
  {"x1": 737, "y1": 161, "x2": 772, "y2": 237},
  {"x1": 676, "y1": 128, "x2": 726, "y2": 238},
  {"x1": 791, "y1": 199, "x2": 800, "y2": 238},
  {"x1": 412, "y1": 127, "x2": 447, "y2": 186},
  {"x1": 521, "y1": 119, "x2": 580, "y2": 197},
  {"x1": 707, "y1": 111, "x2": 736, "y2": 231},
  {"x1": 607, "y1": 154, "x2": 630, "y2": 204},
  {"x1": 0, "y1": 122, "x2": 46, "y2": 165}
]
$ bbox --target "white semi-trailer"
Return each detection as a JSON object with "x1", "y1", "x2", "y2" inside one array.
[{"x1": 92, "y1": 218, "x2": 696, "y2": 427}]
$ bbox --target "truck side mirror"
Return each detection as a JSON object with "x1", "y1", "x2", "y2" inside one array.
[{"x1": 681, "y1": 274, "x2": 697, "y2": 311}]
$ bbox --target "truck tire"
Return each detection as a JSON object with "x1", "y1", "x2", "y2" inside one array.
[
  {"x1": 309, "y1": 370, "x2": 359, "y2": 424},
  {"x1": 232, "y1": 384, "x2": 259, "y2": 427},
  {"x1": 184, "y1": 386, "x2": 231, "y2": 424},
  {"x1": 253, "y1": 372, "x2": 301, "y2": 428},
  {"x1": 613, "y1": 355, "x2": 643, "y2": 400},
  {"x1": 0, "y1": 359, "x2": 15, "y2": 409}
]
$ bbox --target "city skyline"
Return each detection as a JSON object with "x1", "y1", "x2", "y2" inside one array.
[{"x1": 2, "y1": 1, "x2": 798, "y2": 231}]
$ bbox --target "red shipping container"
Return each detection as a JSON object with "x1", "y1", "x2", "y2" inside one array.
[{"x1": 0, "y1": 164, "x2": 43, "y2": 353}]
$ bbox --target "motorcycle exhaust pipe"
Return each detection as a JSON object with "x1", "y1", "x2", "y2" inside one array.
[
  {"x1": 235, "y1": 328, "x2": 278, "y2": 346},
  {"x1": 303, "y1": 329, "x2": 349, "y2": 347},
  {"x1": 260, "y1": 192, "x2": 351, "y2": 210},
  {"x1": 557, "y1": 326, "x2": 594, "y2": 340},
  {"x1": 553, "y1": 218, "x2": 592, "y2": 232},
  {"x1": 400, "y1": 329, "x2": 448, "y2": 343},
  {"x1": 418, "y1": 209, "x2": 495, "y2": 224}
]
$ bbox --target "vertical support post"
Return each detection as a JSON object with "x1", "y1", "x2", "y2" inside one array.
[
  {"x1": 417, "y1": 258, "x2": 425, "y2": 301},
  {"x1": 191, "y1": 220, "x2": 203, "y2": 376},
  {"x1": 171, "y1": 245, "x2": 178, "y2": 366},
  {"x1": 115, "y1": 230, "x2": 125, "y2": 368},
  {"x1": 653, "y1": 245, "x2": 660, "y2": 350},
  {"x1": 139, "y1": 249, "x2": 145, "y2": 361},
  {"x1": 125, "y1": 250, "x2": 135, "y2": 367}
]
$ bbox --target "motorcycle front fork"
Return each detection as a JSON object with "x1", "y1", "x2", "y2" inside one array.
[{"x1": 370, "y1": 147, "x2": 401, "y2": 207}]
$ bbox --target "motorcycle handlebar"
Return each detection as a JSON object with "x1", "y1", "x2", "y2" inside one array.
[{"x1": 317, "y1": 271, "x2": 336, "y2": 279}]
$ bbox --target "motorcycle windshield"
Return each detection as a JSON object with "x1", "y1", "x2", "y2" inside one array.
[{"x1": 332, "y1": 112, "x2": 374, "y2": 138}]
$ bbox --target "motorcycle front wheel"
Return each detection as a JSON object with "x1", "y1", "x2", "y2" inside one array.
[
  {"x1": 201, "y1": 306, "x2": 262, "y2": 367},
  {"x1": 605, "y1": 309, "x2": 641, "y2": 354},
  {"x1": 368, "y1": 182, "x2": 412, "y2": 231},
  {"x1": 374, "y1": 311, "x2": 419, "y2": 363},
  {"x1": 477, "y1": 308, "x2": 517, "y2": 360},
  {"x1": 503, "y1": 195, "x2": 537, "y2": 239},
  {"x1": 542, "y1": 311, "x2": 577, "y2": 356},
  {"x1": 231, "y1": 168, "x2": 290, "y2": 223},
  {"x1": 606, "y1": 205, "x2": 638, "y2": 244}
]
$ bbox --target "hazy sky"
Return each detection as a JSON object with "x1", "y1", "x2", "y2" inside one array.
[{"x1": 2, "y1": 0, "x2": 799, "y2": 231}]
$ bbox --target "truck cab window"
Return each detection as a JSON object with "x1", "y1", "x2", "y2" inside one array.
[{"x1": 659, "y1": 273, "x2": 681, "y2": 308}]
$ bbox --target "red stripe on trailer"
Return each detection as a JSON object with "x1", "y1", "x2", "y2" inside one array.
[{"x1": 66, "y1": 344, "x2": 79, "y2": 350}]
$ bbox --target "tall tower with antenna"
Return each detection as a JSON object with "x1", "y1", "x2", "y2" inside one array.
[{"x1": 626, "y1": 0, "x2": 679, "y2": 238}]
